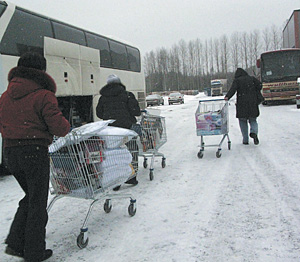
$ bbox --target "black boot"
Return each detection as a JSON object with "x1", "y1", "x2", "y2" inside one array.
[
  {"x1": 5, "y1": 246, "x2": 24, "y2": 258},
  {"x1": 24, "y1": 249, "x2": 53, "y2": 262},
  {"x1": 41, "y1": 249, "x2": 53, "y2": 261},
  {"x1": 250, "y1": 133, "x2": 259, "y2": 145},
  {"x1": 113, "y1": 185, "x2": 121, "y2": 191},
  {"x1": 125, "y1": 177, "x2": 138, "y2": 185}
]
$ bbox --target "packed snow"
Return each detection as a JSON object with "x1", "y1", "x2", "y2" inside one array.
[{"x1": 1, "y1": 93, "x2": 300, "y2": 262}]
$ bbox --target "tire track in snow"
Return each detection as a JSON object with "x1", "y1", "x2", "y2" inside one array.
[{"x1": 196, "y1": 142, "x2": 300, "y2": 261}]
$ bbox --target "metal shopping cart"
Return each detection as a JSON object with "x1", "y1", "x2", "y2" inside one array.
[
  {"x1": 138, "y1": 112, "x2": 167, "y2": 180},
  {"x1": 47, "y1": 130, "x2": 137, "y2": 249},
  {"x1": 195, "y1": 99, "x2": 231, "y2": 158}
]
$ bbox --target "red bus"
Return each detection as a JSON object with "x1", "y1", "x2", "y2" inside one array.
[{"x1": 257, "y1": 49, "x2": 300, "y2": 105}]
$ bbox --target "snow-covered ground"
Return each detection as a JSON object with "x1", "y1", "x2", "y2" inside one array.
[{"x1": 2, "y1": 93, "x2": 300, "y2": 262}]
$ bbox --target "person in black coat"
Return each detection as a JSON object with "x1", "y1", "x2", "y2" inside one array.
[
  {"x1": 96, "y1": 74, "x2": 141, "y2": 189},
  {"x1": 225, "y1": 68, "x2": 262, "y2": 145},
  {"x1": 96, "y1": 74, "x2": 141, "y2": 129}
]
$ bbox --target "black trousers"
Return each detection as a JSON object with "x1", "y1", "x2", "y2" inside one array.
[{"x1": 4, "y1": 145, "x2": 50, "y2": 261}]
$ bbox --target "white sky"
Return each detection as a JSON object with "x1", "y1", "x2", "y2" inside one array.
[{"x1": 7, "y1": 0, "x2": 300, "y2": 56}]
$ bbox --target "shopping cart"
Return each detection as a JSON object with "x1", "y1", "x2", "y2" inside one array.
[
  {"x1": 195, "y1": 99, "x2": 231, "y2": 158},
  {"x1": 47, "y1": 128, "x2": 137, "y2": 249},
  {"x1": 137, "y1": 112, "x2": 167, "y2": 180}
]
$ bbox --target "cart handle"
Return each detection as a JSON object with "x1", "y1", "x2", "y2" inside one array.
[{"x1": 198, "y1": 98, "x2": 227, "y2": 103}]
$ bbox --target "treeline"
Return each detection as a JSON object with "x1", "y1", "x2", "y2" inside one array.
[{"x1": 143, "y1": 24, "x2": 283, "y2": 93}]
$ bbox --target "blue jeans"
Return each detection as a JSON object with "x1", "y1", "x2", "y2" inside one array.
[{"x1": 238, "y1": 118, "x2": 258, "y2": 143}]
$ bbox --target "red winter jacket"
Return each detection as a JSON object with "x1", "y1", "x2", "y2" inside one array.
[{"x1": 0, "y1": 66, "x2": 70, "y2": 147}]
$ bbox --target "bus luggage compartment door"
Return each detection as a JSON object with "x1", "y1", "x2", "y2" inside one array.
[{"x1": 44, "y1": 37, "x2": 82, "y2": 96}]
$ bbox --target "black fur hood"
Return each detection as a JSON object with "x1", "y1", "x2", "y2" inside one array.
[
  {"x1": 100, "y1": 83, "x2": 126, "y2": 97},
  {"x1": 8, "y1": 66, "x2": 56, "y2": 93},
  {"x1": 234, "y1": 68, "x2": 249, "y2": 79}
]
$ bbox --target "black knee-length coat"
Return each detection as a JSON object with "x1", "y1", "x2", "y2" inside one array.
[{"x1": 225, "y1": 68, "x2": 262, "y2": 118}]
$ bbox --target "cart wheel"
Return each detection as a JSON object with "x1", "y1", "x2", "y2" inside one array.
[
  {"x1": 149, "y1": 170, "x2": 154, "y2": 181},
  {"x1": 197, "y1": 151, "x2": 204, "y2": 159},
  {"x1": 128, "y1": 203, "x2": 136, "y2": 217},
  {"x1": 143, "y1": 159, "x2": 148, "y2": 169},
  {"x1": 162, "y1": 158, "x2": 166, "y2": 168},
  {"x1": 77, "y1": 232, "x2": 89, "y2": 249},
  {"x1": 104, "y1": 199, "x2": 112, "y2": 213},
  {"x1": 216, "y1": 150, "x2": 222, "y2": 158},
  {"x1": 228, "y1": 141, "x2": 231, "y2": 150}
]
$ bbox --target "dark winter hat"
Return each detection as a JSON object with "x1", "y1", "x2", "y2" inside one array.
[
  {"x1": 17, "y1": 52, "x2": 47, "y2": 71},
  {"x1": 107, "y1": 74, "x2": 121, "y2": 84}
]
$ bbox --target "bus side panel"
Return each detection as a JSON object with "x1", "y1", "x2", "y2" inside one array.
[
  {"x1": 44, "y1": 37, "x2": 82, "y2": 96},
  {"x1": 80, "y1": 45, "x2": 100, "y2": 96},
  {"x1": 0, "y1": 55, "x2": 18, "y2": 94}
]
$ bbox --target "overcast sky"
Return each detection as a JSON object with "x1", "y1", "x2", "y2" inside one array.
[{"x1": 7, "y1": 0, "x2": 300, "y2": 56}]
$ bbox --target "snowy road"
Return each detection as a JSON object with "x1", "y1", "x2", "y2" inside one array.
[{"x1": 1, "y1": 94, "x2": 300, "y2": 262}]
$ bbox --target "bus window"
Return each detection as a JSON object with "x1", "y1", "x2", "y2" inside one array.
[
  {"x1": 0, "y1": 1, "x2": 7, "y2": 17},
  {"x1": 127, "y1": 46, "x2": 141, "y2": 72},
  {"x1": 52, "y1": 21, "x2": 86, "y2": 46},
  {"x1": 86, "y1": 33, "x2": 112, "y2": 67},
  {"x1": 109, "y1": 40, "x2": 129, "y2": 70},
  {"x1": 0, "y1": 8, "x2": 53, "y2": 56}
]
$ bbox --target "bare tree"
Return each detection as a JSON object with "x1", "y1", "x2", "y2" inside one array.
[
  {"x1": 144, "y1": 51, "x2": 158, "y2": 92},
  {"x1": 220, "y1": 34, "x2": 229, "y2": 75},
  {"x1": 170, "y1": 44, "x2": 180, "y2": 91},
  {"x1": 230, "y1": 32, "x2": 240, "y2": 71},
  {"x1": 143, "y1": 22, "x2": 286, "y2": 93},
  {"x1": 240, "y1": 32, "x2": 249, "y2": 70},
  {"x1": 248, "y1": 30, "x2": 261, "y2": 75},
  {"x1": 270, "y1": 24, "x2": 281, "y2": 50},
  {"x1": 204, "y1": 39, "x2": 209, "y2": 75},
  {"x1": 262, "y1": 27, "x2": 271, "y2": 52},
  {"x1": 178, "y1": 39, "x2": 188, "y2": 89},
  {"x1": 188, "y1": 40, "x2": 195, "y2": 89},
  {"x1": 157, "y1": 48, "x2": 169, "y2": 91},
  {"x1": 209, "y1": 38, "x2": 214, "y2": 75},
  {"x1": 194, "y1": 38, "x2": 203, "y2": 89},
  {"x1": 213, "y1": 38, "x2": 220, "y2": 74}
]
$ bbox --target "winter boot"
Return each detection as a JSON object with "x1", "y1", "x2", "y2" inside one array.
[
  {"x1": 113, "y1": 185, "x2": 121, "y2": 191},
  {"x1": 24, "y1": 249, "x2": 53, "y2": 262},
  {"x1": 125, "y1": 176, "x2": 138, "y2": 185},
  {"x1": 250, "y1": 133, "x2": 259, "y2": 145},
  {"x1": 5, "y1": 246, "x2": 24, "y2": 258}
]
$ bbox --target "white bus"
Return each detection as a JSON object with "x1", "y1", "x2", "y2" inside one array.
[{"x1": 0, "y1": 1, "x2": 146, "y2": 171}]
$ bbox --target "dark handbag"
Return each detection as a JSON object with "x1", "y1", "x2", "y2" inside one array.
[
  {"x1": 256, "y1": 90, "x2": 264, "y2": 105},
  {"x1": 252, "y1": 77, "x2": 264, "y2": 105}
]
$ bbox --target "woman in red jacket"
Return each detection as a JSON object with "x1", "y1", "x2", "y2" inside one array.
[{"x1": 0, "y1": 52, "x2": 70, "y2": 262}]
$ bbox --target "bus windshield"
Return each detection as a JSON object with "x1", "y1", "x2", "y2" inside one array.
[{"x1": 261, "y1": 50, "x2": 300, "y2": 82}]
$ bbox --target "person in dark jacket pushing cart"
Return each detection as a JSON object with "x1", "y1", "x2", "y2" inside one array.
[
  {"x1": 0, "y1": 52, "x2": 70, "y2": 262},
  {"x1": 225, "y1": 68, "x2": 262, "y2": 145},
  {"x1": 96, "y1": 74, "x2": 141, "y2": 190}
]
